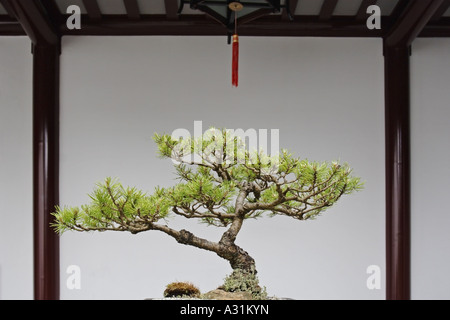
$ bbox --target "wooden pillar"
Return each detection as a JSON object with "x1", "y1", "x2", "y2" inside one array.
[
  {"x1": 32, "y1": 43, "x2": 60, "y2": 300},
  {"x1": 383, "y1": 0, "x2": 444, "y2": 300},
  {"x1": 383, "y1": 44, "x2": 411, "y2": 300},
  {"x1": 5, "y1": 0, "x2": 61, "y2": 300}
]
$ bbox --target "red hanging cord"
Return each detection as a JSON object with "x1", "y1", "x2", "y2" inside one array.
[
  {"x1": 232, "y1": 34, "x2": 239, "y2": 87},
  {"x1": 232, "y1": 10, "x2": 239, "y2": 87}
]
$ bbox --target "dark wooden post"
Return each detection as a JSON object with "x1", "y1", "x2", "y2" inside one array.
[
  {"x1": 383, "y1": 0, "x2": 444, "y2": 300},
  {"x1": 32, "y1": 43, "x2": 60, "y2": 300},
  {"x1": 383, "y1": 44, "x2": 411, "y2": 300},
  {"x1": 5, "y1": 0, "x2": 61, "y2": 300}
]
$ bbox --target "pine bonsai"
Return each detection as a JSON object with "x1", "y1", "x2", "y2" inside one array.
[{"x1": 53, "y1": 128, "x2": 362, "y2": 289}]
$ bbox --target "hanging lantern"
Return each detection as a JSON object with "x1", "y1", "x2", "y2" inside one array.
[{"x1": 178, "y1": 1, "x2": 293, "y2": 87}]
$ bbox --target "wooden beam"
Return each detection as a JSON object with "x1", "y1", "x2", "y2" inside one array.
[
  {"x1": 4, "y1": 0, "x2": 58, "y2": 46},
  {"x1": 319, "y1": 0, "x2": 338, "y2": 21},
  {"x1": 0, "y1": 21, "x2": 24, "y2": 34},
  {"x1": 420, "y1": 17, "x2": 450, "y2": 36},
  {"x1": 82, "y1": 0, "x2": 102, "y2": 22},
  {"x1": 164, "y1": 0, "x2": 179, "y2": 20},
  {"x1": 385, "y1": 0, "x2": 445, "y2": 47},
  {"x1": 123, "y1": 0, "x2": 140, "y2": 20},
  {"x1": 196, "y1": 5, "x2": 227, "y2": 26},
  {"x1": 60, "y1": 14, "x2": 387, "y2": 37},
  {"x1": 0, "y1": 0, "x2": 16, "y2": 18},
  {"x1": 355, "y1": 0, "x2": 378, "y2": 21},
  {"x1": 0, "y1": 14, "x2": 27, "y2": 36},
  {"x1": 390, "y1": 0, "x2": 409, "y2": 20},
  {"x1": 431, "y1": 0, "x2": 450, "y2": 21},
  {"x1": 383, "y1": 44, "x2": 411, "y2": 301},
  {"x1": 281, "y1": 0, "x2": 297, "y2": 21},
  {"x1": 238, "y1": 8, "x2": 273, "y2": 25},
  {"x1": 40, "y1": 0, "x2": 63, "y2": 25}
]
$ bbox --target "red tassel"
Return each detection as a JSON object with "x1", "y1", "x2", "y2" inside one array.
[{"x1": 232, "y1": 34, "x2": 239, "y2": 87}]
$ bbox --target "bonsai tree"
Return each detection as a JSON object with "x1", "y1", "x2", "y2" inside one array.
[{"x1": 53, "y1": 128, "x2": 362, "y2": 291}]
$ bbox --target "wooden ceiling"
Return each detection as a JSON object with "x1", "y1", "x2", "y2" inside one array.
[{"x1": 1, "y1": 0, "x2": 450, "y2": 38}]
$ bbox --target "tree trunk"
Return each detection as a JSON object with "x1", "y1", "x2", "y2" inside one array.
[
  {"x1": 154, "y1": 223, "x2": 257, "y2": 273},
  {"x1": 217, "y1": 242, "x2": 256, "y2": 273},
  {"x1": 216, "y1": 201, "x2": 256, "y2": 272}
]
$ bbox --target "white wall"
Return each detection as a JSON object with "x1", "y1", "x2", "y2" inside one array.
[
  {"x1": 1, "y1": 34, "x2": 449, "y2": 302},
  {"x1": 2, "y1": 34, "x2": 449, "y2": 301},
  {"x1": 0, "y1": 37, "x2": 33, "y2": 300},
  {"x1": 411, "y1": 39, "x2": 450, "y2": 300},
  {"x1": 59, "y1": 36, "x2": 385, "y2": 300}
]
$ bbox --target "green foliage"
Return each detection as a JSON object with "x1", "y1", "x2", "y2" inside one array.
[
  {"x1": 53, "y1": 127, "x2": 363, "y2": 234},
  {"x1": 222, "y1": 268, "x2": 268, "y2": 300},
  {"x1": 170, "y1": 167, "x2": 237, "y2": 206},
  {"x1": 52, "y1": 177, "x2": 171, "y2": 234}
]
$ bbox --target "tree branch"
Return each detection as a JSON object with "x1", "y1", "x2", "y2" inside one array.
[
  {"x1": 151, "y1": 223, "x2": 221, "y2": 254},
  {"x1": 219, "y1": 184, "x2": 250, "y2": 245},
  {"x1": 172, "y1": 206, "x2": 234, "y2": 220}
]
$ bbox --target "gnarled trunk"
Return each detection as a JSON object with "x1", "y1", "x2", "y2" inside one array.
[
  {"x1": 156, "y1": 202, "x2": 257, "y2": 273},
  {"x1": 158, "y1": 225, "x2": 256, "y2": 273},
  {"x1": 216, "y1": 200, "x2": 256, "y2": 272},
  {"x1": 217, "y1": 242, "x2": 256, "y2": 273}
]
